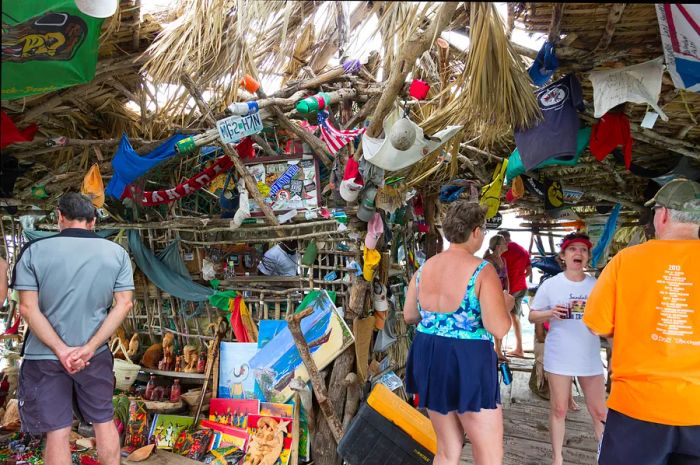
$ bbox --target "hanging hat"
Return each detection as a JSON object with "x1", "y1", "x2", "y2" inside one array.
[
  {"x1": 363, "y1": 247, "x2": 381, "y2": 282},
  {"x1": 339, "y1": 178, "x2": 363, "y2": 202},
  {"x1": 365, "y1": 212, "x2": 384, "y2": 249},
  {"x1": 389, "y1": 118, "x2": 416, "y2": 151},
  {"x1": 357, "y1": 186, "x2": 378, "y2": 222},
  {"x1": 75, "y1": 0, "x2": 118, "y2": 17},
  {"x1": 362, "y1": 109, "x2": 462, "y2": 172}
]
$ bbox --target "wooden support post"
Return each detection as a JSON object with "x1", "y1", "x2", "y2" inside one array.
[
  {"x1": 286, "y1": 308, "x2": 344, "y2": 444},
  {"x1": 547, "y1": 4, "x2": 565, "y2": 44},
  {"x1": 592, "y1": 3, "x2": 626, "y2": 53},
  {"x1": 180, "y1": 74, "x2": 282, "y2": 231},
  {"x1": 366, "y1": 2, "x2": 459, "y2": 138}
]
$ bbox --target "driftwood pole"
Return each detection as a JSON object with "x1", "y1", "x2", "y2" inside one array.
[
  {"x1": 365, "y1": 2, "x2": 459, "y2": 138},
  {"x1": 180, "y1": 74, "x2": 282, "y2": 230},
  {"x1": 285, "y1": 307, "x2": 344, "y2": 444}
]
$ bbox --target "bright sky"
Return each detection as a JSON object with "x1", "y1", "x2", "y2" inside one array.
[{"x1": 132, "y1": 2, "x2": 546, "y2": 111}]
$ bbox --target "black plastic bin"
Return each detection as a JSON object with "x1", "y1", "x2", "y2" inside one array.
[{"x1": 337, "y1": 402, "x2": 434, "y2": 465}]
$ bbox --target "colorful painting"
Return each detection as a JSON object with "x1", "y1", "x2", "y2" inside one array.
[
  {"x1": 209, "y1": 398, "x2": 260, "y2": 429},
  {"x1": 258, "y1": 320, "x2": 288, "y2": 348},
  {"x1": 124, "y1": 400, "x2": 149, "y2": 450},
  {"x1": 260, "y1": 402, "x2": 294, "y2": 418},
  {"x1": 218, "y1": 342, "x2": 260, "y2": 399},
  {"x1": 248, "y1": 290, "x2": 354, "y2": 402},
  {"x1": 173, "y1": 428, "x2": 214, "y2": 460},
  {"x1": 199, "y1": 419, "x2": 249, "y2": 451},
  {"x1": 244, "y1": 415, "x2": 293, "y2": 465},
  {"x1": 148, "y1": 415, "x2": 194, "y2": 450}
]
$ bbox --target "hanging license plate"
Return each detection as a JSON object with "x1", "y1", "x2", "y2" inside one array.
[{"x1": 216, "y1": 111, "x2": 264, "y2": 144}]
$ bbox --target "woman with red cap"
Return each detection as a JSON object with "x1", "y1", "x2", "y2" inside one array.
[{"x1": 528, "y1": 232, "x2": 607, "y2": 465}]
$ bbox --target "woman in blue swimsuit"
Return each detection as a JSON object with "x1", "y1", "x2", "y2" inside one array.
[{"x1": 404, "y1": 201, "x2": 514, "y2": 465}]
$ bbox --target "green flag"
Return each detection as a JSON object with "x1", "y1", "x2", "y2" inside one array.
[{"x1": 1, "y1": 0, "x2": 104, "y2": 100}]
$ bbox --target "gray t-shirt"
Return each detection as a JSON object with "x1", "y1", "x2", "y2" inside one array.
[
  {"x1": 13, "y1": 228, "x2": 134, "y2": 360},
  {"x1": 257, "y1": 245, "x2": 298, "y2": 277}
]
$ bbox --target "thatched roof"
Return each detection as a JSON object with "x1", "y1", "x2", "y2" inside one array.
[{"x1": 2, "y1": 2, "x2": 698, "y2": 228}]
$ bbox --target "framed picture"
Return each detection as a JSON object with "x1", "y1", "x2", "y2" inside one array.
[{"x1": 243, "y1": 154, "x2": 320, "y2": 217}]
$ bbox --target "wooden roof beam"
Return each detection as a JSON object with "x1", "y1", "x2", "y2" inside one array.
[{"x1": 547, "y1": 3, "x2": 565, "y2": 44}]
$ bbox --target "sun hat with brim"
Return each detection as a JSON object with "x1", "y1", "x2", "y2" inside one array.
[
  {"x1": 644, "y1": 178, "x2": 700, "y2": 212},
  {"x1": 76, "y1": 0, "x2": 118, "y2": 17},
  {"x1": 365, "y1": 212, "x2": 384, "y2": 249},
  {"x1": 362, "y1": 109, "x2": 462, "y2": 172}
]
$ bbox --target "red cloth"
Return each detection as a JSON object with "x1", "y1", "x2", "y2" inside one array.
[
  {"x1": 502, "y1": 241, "x2": 531, "y2": 293},
  {"x1": 590, "y1": 112, "x2": 633, "y2": 169},
  {"x1": 235, "y1": 136, "x2": 255, "y2": 159},
  {"x1": 1, "y1": 111, "x2": 38, "y2": 149}
]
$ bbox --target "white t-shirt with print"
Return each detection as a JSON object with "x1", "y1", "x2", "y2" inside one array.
[{"x1": 530, "y1": 272, "x2": 603, "y2": 376}]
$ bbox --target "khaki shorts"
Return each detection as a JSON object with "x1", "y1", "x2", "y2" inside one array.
[{"x1": 511, "y1": 290, "x2": 527, "y2": 317}]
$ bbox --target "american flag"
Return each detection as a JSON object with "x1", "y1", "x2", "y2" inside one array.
[{"x1": 317, "y1": 110, "x2": 365, "y2": 155}]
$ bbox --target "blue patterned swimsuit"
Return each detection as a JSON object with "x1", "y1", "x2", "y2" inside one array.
[{"x1": 415, "y1": 260, "x2": 492, "y2": 341}]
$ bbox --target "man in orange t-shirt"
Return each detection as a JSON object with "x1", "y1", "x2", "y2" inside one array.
[{"x1": 584, "y1": 178, "x2": 700, "y2": 465}]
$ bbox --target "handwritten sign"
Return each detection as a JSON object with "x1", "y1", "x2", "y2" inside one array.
[
  {"x1": 216, "y1": 111, "x2": 263, "y2": 144},
  {"x1": 589, "y1": 58, "x2": 668, "y2": 120}
]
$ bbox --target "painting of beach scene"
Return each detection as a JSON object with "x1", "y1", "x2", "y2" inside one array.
[
  {"x1": 218, "y1": 342, "x2": 260, "y2": 399},
  {"x1": 248, "y1": 290, "x2": 354, "y2": 403}
]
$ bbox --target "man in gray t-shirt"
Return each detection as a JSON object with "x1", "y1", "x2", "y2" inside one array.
[{"x1": 12, "y1": 192, "x2": 134, "y2": 465}]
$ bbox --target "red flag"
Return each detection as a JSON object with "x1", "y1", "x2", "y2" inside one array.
[{"x1": 1, "y1": 111, "x2": 38, "y2": 149}]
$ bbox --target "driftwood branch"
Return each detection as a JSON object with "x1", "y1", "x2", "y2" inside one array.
[
  {"x1": 286, "y1": 307, "x2": 345, "y2": 444},
  {"x1": 547, "y1": 4, "x2": 565, "y2": 44},
  {"x1": 180, "y1": 74, "x2": 282, "y2": 230},
  {"x1": 592, "y1": 3, "x2": 626, "y2": 53},
  {"x1": 366, "y1": 2, "x2": 458, "y2": 138}
]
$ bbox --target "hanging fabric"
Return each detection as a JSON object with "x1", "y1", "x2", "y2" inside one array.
[
  {"x1": 480, "y1": 160, "x2": 509, "y2": 219},
  {"x1": 81, "y1": 163, "x2": 105, "y2": 207},
  {"x1": 317, "y1": 110, "x2": 365, "y2": 155}
]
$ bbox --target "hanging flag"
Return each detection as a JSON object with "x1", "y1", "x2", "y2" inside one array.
[
  {"x1": 81, "y1": 163, "x2": 105, "y2": 208},
  {"x1": 480, "y1": 160, "x2": 508, "y2": 219},
  {"x1": 589, "y1": 58, "x2": 668, "y2": 121},
  {"x1": 317, "y1": 110, "x2": 365, "y2": 155},
  {"x1": 0, "y1": 111, "x2": 38, "y2": 148},
  {"x1": 1, "y1": 1, "x2": 106, "y2": 99},
  {"x1": 124, "y1": 156, "x2": 234, "y2": 206},
  {"x1": 656, "y1": 4, "x2": 700, "y2": 92}
]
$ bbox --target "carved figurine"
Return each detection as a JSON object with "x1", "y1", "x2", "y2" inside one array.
[
  {"x1": 182, "y1": 345, "x2": 199, "y2": 373},
  {"x1": 174, "y1": 355, "x2": 183, "y2": 372},
  {"x1": 242, "y1": 417, "x2": 288, "y2": 465},
  {"x1": 161, "y1": 333, "x2": 175, "y2": 371},
  {"x1": 127, "y1": 333, "x2": 140, "y2": 360},
  {"x1": 140, "y1": 343, "x2": 163, "y2": 369}
]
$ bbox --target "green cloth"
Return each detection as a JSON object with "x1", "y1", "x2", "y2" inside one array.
[
  {"x1": 506, "y1": 126, "x2": 592, "y2": 184},
  {"x1": 208, "y1": 290, "x2": 238, "y2": 311},
  {"x1": 2, "y1": 1, "x2": 105, "y2": 99}
]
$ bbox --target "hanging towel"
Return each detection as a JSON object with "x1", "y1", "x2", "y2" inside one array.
[
  {"x1": 127, "y1": 230, "x2": 214, "y2": 302},
  {"x1": 590, "y1": 113, "x2": 633, "y2": 169},
  {"x1": 105, "y1": 133, "x2": 189, "y2": 200},
  {"x1": 591, "y1": 204, "x2": 621, "y2": 268}
]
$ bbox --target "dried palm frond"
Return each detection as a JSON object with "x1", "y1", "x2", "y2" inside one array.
[{"x1": 462, "y1": 3, "x2": 541, "y2": 147}]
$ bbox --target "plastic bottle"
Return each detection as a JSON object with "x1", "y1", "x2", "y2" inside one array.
[
  {"x1": 170, "y1": 379, "x2": 181, "y2": 402},
  {"x1": 144, "y1": 375, "x2": 156, "y2": 401},
  {"x1": 197, "y1": 351, "x2": 207, "y2": 373}
]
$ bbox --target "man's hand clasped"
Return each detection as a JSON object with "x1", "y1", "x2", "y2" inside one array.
[{"x1": 57, "y1": 346, "x2": 94, "y2": 374}]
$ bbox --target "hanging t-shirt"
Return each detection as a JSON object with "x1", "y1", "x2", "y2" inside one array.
[
  {"x1": 514, "y1": 74, "x2": 584, "y2": 171},
  {"x1": 584, "y1": 240, "x2": 700, "y2": 426},
  {"x1": 530, "y1": 272, "x2": 603, "y2": 377}
]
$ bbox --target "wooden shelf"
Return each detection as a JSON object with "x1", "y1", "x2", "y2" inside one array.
[{"x1": 137, "y1": 369, "x2": 207, "y2": 385}]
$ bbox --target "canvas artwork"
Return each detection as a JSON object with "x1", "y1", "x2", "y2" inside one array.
[
  {"x1": 209, "y1": 398, "x2": 261, "y2": 429},
  {"x1": 260, "y1": 402, "x2": 294, "y2": 418},
  {"x1": 258, "y1": 320, "x2": 289, "y2": 348},
  {"x1": 173, "y1": 428, "x2": 214, "y2": 460},
  {"x1": 199, "y1": 419, "x2": 249, "y2": 450},
  {"x1": 148, "y1": 415, "x2": 194, "y2": 449},
  {"x1": 248, "y1": 290, "x2": 355, "y2": 403},
  {"x1": 218, "y1": 342, "x2": 260, "y2": 399}
]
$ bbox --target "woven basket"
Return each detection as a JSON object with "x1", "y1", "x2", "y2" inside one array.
[{"x1": 110, "y1": 339, "x2": 141, "y2": 391}]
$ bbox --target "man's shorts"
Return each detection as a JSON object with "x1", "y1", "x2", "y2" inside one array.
[
  {"x1": 599, "y1": 409, "x2": 700, "y2": 465},
  {"x1": 511, "y1": 290, "x2": 527, "y2": 317},
  {"x1": 18, "y1": 349, "x2": 115, "y2": 434}
]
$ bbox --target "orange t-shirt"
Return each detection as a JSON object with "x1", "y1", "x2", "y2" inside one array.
[{"x1": 584, "y1": 240, "x2": 700, "y2": 426}]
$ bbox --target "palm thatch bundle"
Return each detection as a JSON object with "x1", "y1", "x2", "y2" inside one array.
[{"x1": 463, "y1": 3, "x2": 542, "y2": 147}]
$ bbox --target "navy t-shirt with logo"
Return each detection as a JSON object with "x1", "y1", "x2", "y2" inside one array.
[{"x1": 514, "y1": 74, "x2": 584, "y2": 171}]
